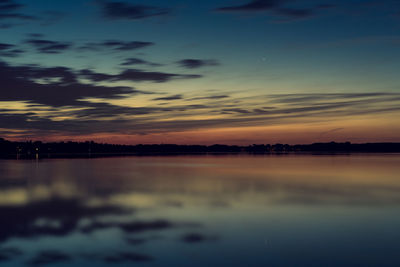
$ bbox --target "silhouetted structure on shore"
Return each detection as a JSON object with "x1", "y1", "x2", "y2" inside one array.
[{"x1": 1, "y1": 138, "x2": 399, "y2": 159}]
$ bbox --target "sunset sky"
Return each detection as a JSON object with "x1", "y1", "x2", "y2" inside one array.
[{"x1": 1, "y1": 0, "x2": 400, "y2": 144}]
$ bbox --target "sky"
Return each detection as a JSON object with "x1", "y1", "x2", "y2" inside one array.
[{"x1": 0, "y1": 0, "x2": 400, "y2": 145}]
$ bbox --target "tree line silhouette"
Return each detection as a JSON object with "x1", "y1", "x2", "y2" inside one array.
[{"x1": 1, "y1": 138, "x2": 399, "y2": 158}]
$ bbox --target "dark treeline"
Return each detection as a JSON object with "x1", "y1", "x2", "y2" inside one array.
[{"x1": 1, "y1": 138, "x2": 400, "y2": 159}]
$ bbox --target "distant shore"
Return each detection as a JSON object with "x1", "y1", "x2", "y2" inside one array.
[{"x1": 1, "y1": 138, "x2": 400, "y2": 159}]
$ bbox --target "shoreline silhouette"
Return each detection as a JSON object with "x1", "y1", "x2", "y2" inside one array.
[{"x1": 1, "y1": 138, "x2": 400, "y2": 159}]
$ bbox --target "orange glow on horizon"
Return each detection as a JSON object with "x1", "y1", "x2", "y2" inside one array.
[{"x1": 7, "y1": 115, "x2": 400, "y2": 145}]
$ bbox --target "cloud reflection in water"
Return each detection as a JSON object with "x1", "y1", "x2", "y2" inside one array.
[{"x1": 0, "y1": 155, "x2": 400, "y2": 266}]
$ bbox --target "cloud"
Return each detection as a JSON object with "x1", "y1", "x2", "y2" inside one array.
[
  {"x1": 266, "y1": 93, "x2": 396, "y2": 104},
  {"x1": 0, "y1": 0, "x2": 24, "y2": 12},
  {"x1": 180, "y1": 233, "x2": 218, "y2": 243},
  {"x1": 80, "y1": 219, "x2": 174, "y2": 234},
  {"x1": 80, "y1": 68, "x2": 201, "y2": 83},
  {"x1": 103, "y1": 40, "x2": 153, "y2": 51},
  {"x1": 217, "y1": 0, "x2": 281, "y2": 12},
  {"x1": 0, "y1": 60, "x2": 139, "y2": 107},
  {"x1": 0, "y1": 42, "x2": 13, "y2": 50},
  {"x1": 0, "y1": 49, "x2": 24, "y2": 57},
  {"x1": 0, "y1": 59, "x2": 204, "y2": 136},
  {"x1": 222, "y1": 108, "x2": 251, "y2": 114},
  {"x1": 0, "y1": 0, "x2": 36, "y2": 21},
  {"x1": 0, "y1": 104, "x2": 211, "y2": 136},
  {"x1": 277, "y1": 7, "x2": 314, "y2": 18},
  {"x1": 1, "y1": 58, "x2": 400, "y2": 139},
  {"x1": 116, "y1": 69, "x2": 201, "y2": 82},
  {"x1": 28, "y1": 33, "x2": 44, "y2": 38},
  {"x1": 0, "y1": 59, "x2": 198, "y2": 108},
  {"x1": 0, "y1": 43, "x2": 23, "y2": 57},
  {"x1": 25, "y1": 38, "x2": 72, "y2": 54},
  {"x1": 0, "y1": 2, "x2": 66, "y2": 28},
  {"x1": 177, "y1": 59, "x2": 219, "y2": 69},
  {"x1": 99, "y1": 0, "x2": 170, "y2": 20},
  {"x1": 216, "y1": 0, "x2": 318, "y2": 19},
  {"x1": 80, "y1": 40, "x2": 154, "y2": 52},
  {"x1": 76, "y1": 103, "x2": 148, "y2": 117},
  {"x1": 120, "y1": 57, "x2": 161, "y2": 66},
  {"x1": 153, "y1": 94, "x2": 183, "y2": 101},
  {"x1": 188, "y1": 95, "x2": 230, "y2": 101}
]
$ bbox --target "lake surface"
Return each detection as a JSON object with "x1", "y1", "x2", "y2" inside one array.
[{"x1": 0, "y1": 155, "x2": 400, "y2": 266}]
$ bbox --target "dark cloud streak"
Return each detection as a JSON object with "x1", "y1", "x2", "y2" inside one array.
[
  {"x1": 153, "y1": 94, "x2": 183, "y2": 101},
  {"x1": 120, "y1": 57, "x2": 161, "y2": 66},
  {"x1": 0, "y1": 0, "x2": 36, "y2": 21},
  {"x1": 79, "y1": 40, "x2": 154, "y2": 52},
  {"x1": 0, "y1": 42, "x2": 23, "y2": 57},
  {"x1": 80, "y1": 68, "x2": 201, "y2": 83},
  {"x1": 99, "y1": 0, "x2": 170, "y2": 20},
  {"x1": 25, "y1": 38, "x2": 71, "y2": 54},
  {"x1": 216, "y1": 0, "x2": 323, "y2": 19},
  {"x1": 177, "y1": 59, "x2": 219, "y2": 69},
  {"x1": 217, "y1": 0, "x2": 282, "y2": 12},
  {"x1": 101, "y1": 40, "x2": 153, "y2": 51}
]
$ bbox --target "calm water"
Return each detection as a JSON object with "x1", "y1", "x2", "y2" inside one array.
[{"x1": 1, "y1": 155, "x2": 400, "y2": 266}]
